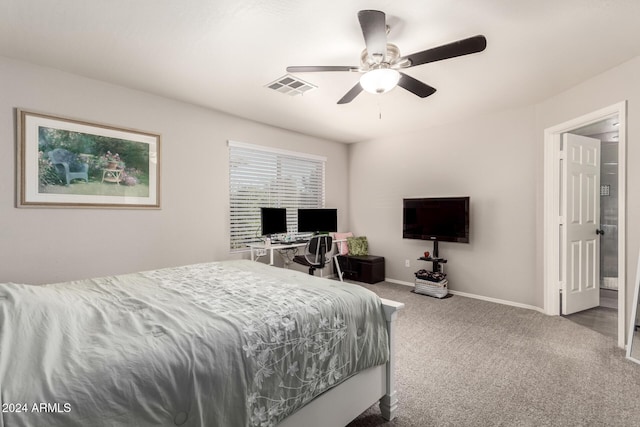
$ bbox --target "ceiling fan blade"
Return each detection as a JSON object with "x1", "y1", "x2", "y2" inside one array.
[
  {"x1": 287, "y1": 66, "x2": 359, "y2": 73},
  {"x1": 337, "y1": 83, "x2": 363, "y2": 104},
  {"x1": 357, "y1": 10, "x2": 387, "y2": 62},
  {"x1": 397, "y1": 73, "x2": 436, "y2": 98},
  {"x1": 401, "y1": 35, "x2": 487, "y2": 67}
]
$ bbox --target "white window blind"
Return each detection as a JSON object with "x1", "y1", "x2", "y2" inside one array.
[{"x1": 228, "y1": 141, "x2": 326, "y2": 252}]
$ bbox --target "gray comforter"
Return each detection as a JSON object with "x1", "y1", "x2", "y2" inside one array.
[{"x1": 0, "y1": 260, "x2": 389, "y2": 427}]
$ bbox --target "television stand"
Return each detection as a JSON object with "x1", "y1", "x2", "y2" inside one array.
[
  {"x1": 418, "y1": 240, "x2": 447, "y2": 273},
  {"x1": 418, "y1": 257, "x2": 447, "y2": 273}
]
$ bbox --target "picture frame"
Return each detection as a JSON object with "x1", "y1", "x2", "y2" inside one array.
[{"x1": 16, "y1": 109, "x2": 160, "y2": 208}]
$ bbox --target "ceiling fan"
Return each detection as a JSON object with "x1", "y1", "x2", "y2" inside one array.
[{"x1": 286, "y1": 10, "x2": 487, "y2": 104}]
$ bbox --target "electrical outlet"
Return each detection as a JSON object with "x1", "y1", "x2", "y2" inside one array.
[
  {"x1": 256, "y1": 249, "x2": 267, "y2": 257},
  {"x1": 405, "y1": 259, "x2": 410, "y2": 268}
]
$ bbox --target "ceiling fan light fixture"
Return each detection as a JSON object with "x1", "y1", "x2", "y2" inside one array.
[{"x1": 359, "y1": 68, "x2": 400, "y2": 94}]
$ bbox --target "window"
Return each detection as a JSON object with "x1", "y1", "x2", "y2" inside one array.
[{"x1": 228, "y1": 141, "x2": 326, "y2": 251}]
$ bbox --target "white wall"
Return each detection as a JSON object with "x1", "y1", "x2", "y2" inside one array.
[
  {"x1": 349, "y1": 54, "x2": 640, "y2": 316},
  {"x1": 0, "y1": 56, "x2": 349, "y2": 284},
  {"x1": 349, "y1": 106, "x2": 538, "y2": 306}
]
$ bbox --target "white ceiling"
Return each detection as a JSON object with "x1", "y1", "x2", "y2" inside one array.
[{"x1": 2, "y1": 0, "x2": 640, "y2": 143}]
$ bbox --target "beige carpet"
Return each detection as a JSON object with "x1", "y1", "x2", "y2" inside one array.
[{"x1": 347, "y1": 281, "x2": 640, "y2": 427}]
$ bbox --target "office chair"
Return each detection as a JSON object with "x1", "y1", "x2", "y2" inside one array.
[{"x1": 293, "y1": 235, "x2": 333, "y2": 276}]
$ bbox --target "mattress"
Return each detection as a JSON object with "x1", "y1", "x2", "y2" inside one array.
[{"x1": 0, "y1": 260, "x2": 389, "y2": 427}]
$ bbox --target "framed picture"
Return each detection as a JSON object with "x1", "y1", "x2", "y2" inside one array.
[{"x1": 17, "y1": 109, "x2": 160, "y2": 208}]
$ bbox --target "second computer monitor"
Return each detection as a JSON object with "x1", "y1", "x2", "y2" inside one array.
[{"x1": 297, "y1": 208, "x2": 337, "y2": 234}]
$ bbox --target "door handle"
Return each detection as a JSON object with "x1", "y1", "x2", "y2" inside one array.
[{"x1": 596, "y1": 229, "x2": 605, "y2": 235}]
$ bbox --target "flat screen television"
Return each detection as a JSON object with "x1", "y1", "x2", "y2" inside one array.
[
  {"x1": 297, "y1": 208, "x2": 338, "y2": 234},
  {"x1": 403, "y1": 197, "x2": 470, "y2": 243},
  {"x1": 260, "y1": 207, "x2": 287, "y2": 236}
]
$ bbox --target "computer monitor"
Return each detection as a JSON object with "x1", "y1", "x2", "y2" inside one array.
[
  {"x1": 297, "y1": 208, "x2": 338, "y2": 234},
  {"x1": 260, "y1": 207, "x2": 287, "y2": 236}
]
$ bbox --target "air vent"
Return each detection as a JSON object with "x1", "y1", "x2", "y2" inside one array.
[{"x1": 266, "y1": 74, "x2": 317, "y2": 96}]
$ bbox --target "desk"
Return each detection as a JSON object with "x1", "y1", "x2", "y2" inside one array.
[
  {"x1": 248, "y1": 241, "x2": 306, "y2": 265},
  {"x1": 248, "y1": 239, "x2": 346, "y2": 281}
]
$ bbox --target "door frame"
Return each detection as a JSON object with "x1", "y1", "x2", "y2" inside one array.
[{"x1": 543, "y1": 101, "x2": 627, "y2": 348}]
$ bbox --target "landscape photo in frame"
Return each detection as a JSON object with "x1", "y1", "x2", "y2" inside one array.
[{"x1": 17, "y1": 109, "x2": 160, "y2": 208}]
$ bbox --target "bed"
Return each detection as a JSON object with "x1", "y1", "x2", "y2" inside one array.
[{"x1": 0, "y1": 260, "x2": 403, "y2": 427}]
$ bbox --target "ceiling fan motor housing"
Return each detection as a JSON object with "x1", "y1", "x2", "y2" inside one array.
[{"x1": 360, "y1": 44, "x2": 409, "y2": 71}]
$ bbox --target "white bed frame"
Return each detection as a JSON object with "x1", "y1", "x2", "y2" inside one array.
[{"x1": 279, "y1": 298, "x2": 404, "y2": 427}]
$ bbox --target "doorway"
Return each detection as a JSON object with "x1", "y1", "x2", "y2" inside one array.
[{"x1": 543, "y1": 102, "x2": 627, "y2": 348}]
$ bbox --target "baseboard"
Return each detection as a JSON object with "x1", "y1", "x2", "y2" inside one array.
[
  {"x1": 385, "y1": 278, "x2": 545, "y2": 314},
  {"x1": 385, "y1": 278, "x2": 415, "y2": 288}
]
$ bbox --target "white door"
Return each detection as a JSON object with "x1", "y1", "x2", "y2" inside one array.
[{"x1": 562, "y1": 133, "x2": 601, "y2": 315}]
